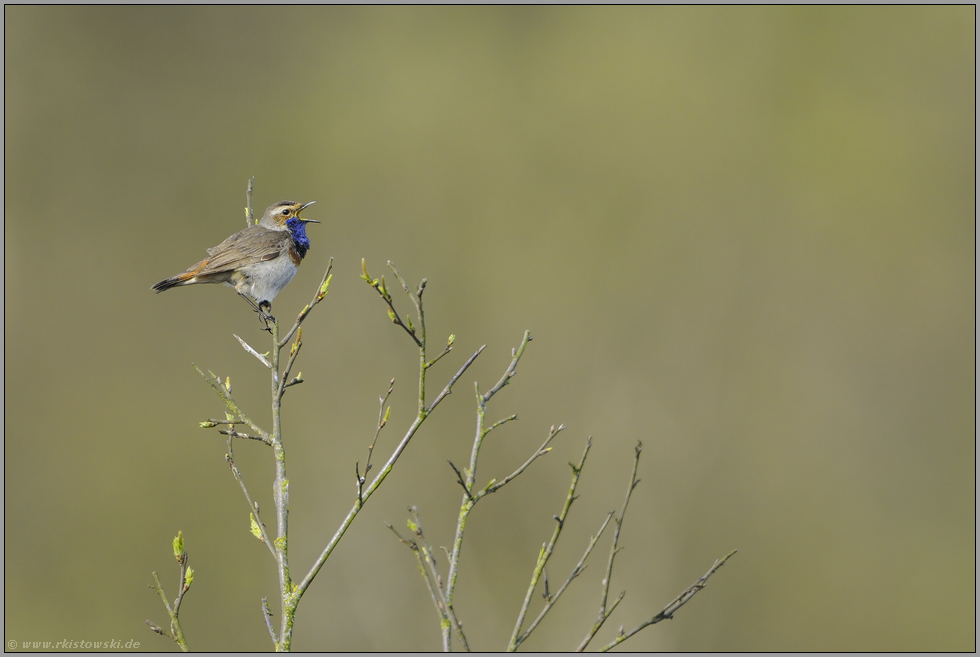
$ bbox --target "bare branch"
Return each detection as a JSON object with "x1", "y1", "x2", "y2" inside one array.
[
  {"x1": 218, "y1": 428, "x2": 272, "y2": 446},
  {"x1": 193, "y1": 365, "x2": 269, "y2": 441},
  {"x1": 359, "y1": 379, "x2": 395, "y2": 503},
  {"x1": 442, "y1": 331, "x2": 540, "y2": 650},
  {"x1": 425, "y1": 346, "x2": 486, "y2": 413},
  {"x1": 386, "y1": 522, "x2": 446, "y2": 625},
  {"x1": 447, "y1": 460, "x2": 475, "y2": 502},
  {"x1": 598, "y1": 550, "x2": 738, "y2": 652},
  {"x1": 425, "y1": 335, "x2": 455, "y2": 369},
  {"x1": 262, "y1": 598, "x2": 277, "y2": 648},
  {"x1": 483, "y1": 331, "x2": 533, "y2": 404},
  {"x1": 480, "y1": 424, "x2": 564, "y2": 498},
  {"x1": 407, "y1": 507, "x2": 471, "y2": 651},
  {"x1": 233, "y1": 333, "x2": 272, "y2": 368},
  {"x1": 508, "y1": 438, "x2": 592, "y2": 651},
  {"x1": 486, "y1": 413, "x2": 518, "y2": 435},
  {"x1": 147, "y1": 535, "x2": 191, "y2": 652},
  {"x1": 278, "y1": 327, "x2": 303, "y2": 400},
  {"x1": 515, "y1": 511, "x2": 615, "y2": 647},
  {"x1": 150, "y1": 571, "x2": 173, "y2": 617},
  {"x1": 279, "y1": 258, "x2": 334, "y2": 348},
  {"x1": 361, "y1": 259, "x2": 422, "y2": 347},
  {"x1": 295, "y1": 346, "x2": 483, "y2": 597},
  {"x1": 387, "y1": 261, "x2": 423, "y2": 317},
  {"x1": 225, "y1": 450, "x2": 276, "y2": 557},
  {"x1": 577, "y1": 441, "x2": 643, "y2": 652},
  {"x1": 245, "y1": 176, "x2": 255, "y2": 227}
]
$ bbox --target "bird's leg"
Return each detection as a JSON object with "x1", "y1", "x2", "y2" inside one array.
[
  {"x1": 237, "y1": 292, "x2": 275, "y2": 332},
  {"x1": 258, "y1": 301, "x2": 276, "y2": 332},
  {"x1": 237, "y1": 291, "x2": 262, "y2": 313}
]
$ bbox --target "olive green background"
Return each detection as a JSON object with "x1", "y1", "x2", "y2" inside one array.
[{"x1": 4, "y1": 6, "x2": 975, "y2": 652}]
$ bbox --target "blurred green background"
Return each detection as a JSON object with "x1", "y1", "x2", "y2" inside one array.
[{"x1": 4, "y1": 6, "x2": 975, "y2": 652}]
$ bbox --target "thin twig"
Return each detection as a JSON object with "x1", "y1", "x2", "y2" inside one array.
[
  {"x1": 483, "y1": 331, "x2": 533, "y2": 404},
  {"x1": 361, "y1": 259, "x2": 422, "y2": 347},
  {"x1": 173, "y1": 557, "x2": 190, "y2": 615},
  {"x1": 425, "y1": 337, "x2": 455, "y2": 369},
  {"x1": 193, "y1": 365, "x2": 269, "y2": 441},
  {"x1": 442, "y1": 331, "x2": 543, "y2": 651},
  {"x1": 508, "y1": 438, "x2": 592, "y2": 651},
  {"x1": 147, "y1": 535, "x2": 191, "y2": 652},
  {"x1": 480, "y1": 424, "x2": 564, "y2": 498},
  {"x1": 515, "y1": 511, "x2": 616, "y2": 647},
  {"x1": 233, "y1": 333, "x2": 272, "y2": 368},
  {"x1": 386, "y1": 523, "x2": 446, "y2": 626},
  {"x1": 598, "y1": 550, "x2": 738, "y2": 652},
  {"x1": 358, "y1": 379, "x2": 395, "y2": 503},
  {"x1": 279, "y1": 259, "x2": 333, "y2": 348},
  {"x1": 225, "y1": 449, "x2": 276, "y2": 557},
  {"x1": 278, "y1": 327, "x2": 303, "y2": 400},
  {"x1": 425, "y1": 346, "x2": 486, "y2": 413},
  {"x1": 407, "y1": 508, "x2": 471, "y2": 651},
  {"x1": 577, "y1": 442, "x2": 643, "y2": 652},
  {"x1": 245, "y1": 175, "x2": 255, "y2": 227},
  {"x1": 150, "y1": 571, "x2": 173, "y2": 617},
  {"x1": 387, "y1": 261, "x2": 423, "y2": 317},
  {"x1": 219, "y1": 428, "x2": 272, "y2": 446},
  {"x1": 486, "y1": 414, "x2": 518, "y2": 435},
  {"x1": 295, "y1": 346, "x2": 484, "y2": 597},
  {"x1": 261, "y1": 598, "x2": 277, "y2": 648},
  {"x1": 447, "y1": 460, "x2": 475, "y2": 502}
]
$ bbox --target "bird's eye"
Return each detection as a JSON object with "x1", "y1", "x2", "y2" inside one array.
[{"x1": 282, "y1": 209, "x2": 290, "y2": 216}]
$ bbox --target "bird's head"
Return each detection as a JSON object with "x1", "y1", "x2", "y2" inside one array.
[{"x1": 258, "y1": 200, "x2": 319, "y2": 230}]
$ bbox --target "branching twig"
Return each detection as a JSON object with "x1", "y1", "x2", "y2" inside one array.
[
  {"x1": 278, "y1": 327, "x2": 303, "y2": 400},
  {"x1": 361, "y1": 259, "x2": 423, "y2": 347},
  {"x1": 358, "y1": 378, "x2": 395, "y2": 504},
  {"x1": 193, "y1": 366, "x2": 269, "y2": 442},
  {"x1": 447, "y1": 459, "x2": 475, "y2": 502},
  {"x1": 225, "y1": 443, "x2": 276, "y2": 557},
  {"x1": 295, "y1": 346, "x2": 483, "y2": 599},
  {"x1": 598, "y1": 550, "x2": 738, "y2": 652},
  {"x1": 439, "y1": 330, "x2": 551, "y2": 651},
  {"x1": 405, "y1": 507, "x2": 471, "y2": 651},
  {"x1": 219, "y1": 427, "x2": 272, "y2": 446},
  {"x1": 280, "y1": 258, "x2": 333, "y2": 348},
  {"x1": 262, "y1": 597, "x2": 277, "y2": 648},
  {"x1": 514, "y1": 511, "x2": 616, "y2": 647},
  {"x1": 484, "y1": 332, "x2": 532, "y2": 404},
  {"x1": 386, "y1": 522, "x2": 446, "y2": 624},
  {"x1": 481, "y1": 424, "x2": 563, "y2": 498},
  {"x1": 146, "y1": 532, "x2": 193, "y2": 652},
  {"x1": 508, "y1": 438, "x2": 592, "y2": 651},
  {"x1": 577, "y1": 441, "x2": 643, "y2": 651},
  {"x1": 245, "y1": 175, "x2": 255, "y2": 227},
  {"x1": 233, "y1": 334, "x2": 272, "y2": 369},
  {"x1": 424, "y1": 346, "x2": 483, "y2": 413}
]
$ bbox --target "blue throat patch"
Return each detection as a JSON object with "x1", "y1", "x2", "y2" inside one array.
[{"x1": 286, "y1": 217, "x2": 312, "y2": 258}]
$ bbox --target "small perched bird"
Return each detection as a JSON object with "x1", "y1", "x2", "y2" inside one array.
[{"x1": 152, "y1": 200, "x2": 319, "y2": 328}]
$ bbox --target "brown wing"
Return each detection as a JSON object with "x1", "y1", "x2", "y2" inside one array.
[{"x1": 198, "y1": 226, "x2": 289, "y2": 275}]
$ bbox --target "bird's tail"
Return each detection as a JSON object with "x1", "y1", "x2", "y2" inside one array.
[{"x1": 151, "y1": 260, "x2": 208, "y2": 293}]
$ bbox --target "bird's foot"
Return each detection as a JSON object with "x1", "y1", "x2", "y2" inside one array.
[{"x1": 258, "y1": 301, "x2": 276, "y2": 333}]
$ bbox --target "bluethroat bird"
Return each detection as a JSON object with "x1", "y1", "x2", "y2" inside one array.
[{"x1": 152, "y1": 200, "x2": 319, "y2": 329}]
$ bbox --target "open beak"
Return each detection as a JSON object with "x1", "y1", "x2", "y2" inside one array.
[{"x1": 297, "y1": 201, "x2": 319, "y2": 223}]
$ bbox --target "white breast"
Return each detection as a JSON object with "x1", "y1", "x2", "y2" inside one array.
[{"x1": 231, "y1": 253, "x2": 299, "y2": 304}]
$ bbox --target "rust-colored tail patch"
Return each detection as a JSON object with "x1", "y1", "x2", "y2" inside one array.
[{"x1": 151, "y1": 259, "x2": 208, "y2": 293}]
